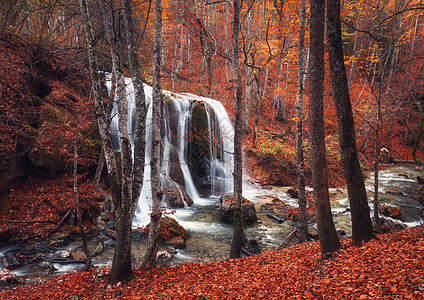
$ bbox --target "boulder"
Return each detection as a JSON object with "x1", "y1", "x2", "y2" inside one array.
[
  {"x1": 379, "y1": 205, "x2": 403, "y2": 221},
  {"x1": 287, "y1": 188, "x2": 298, "y2": 199},
  {"x1": 156, "y1": 250, "x2": 173, "y2": 262},
  {"x1": 38, "y1": 261, "x2": 56, "y2": 274},
  {"x1": 143, "y1": 217, "x2": 188, "y2": 249},
  {"x1": 0, "y1": 269, "x2": 24, "y2": 285},
  {"x1": 218, "y1": 193, "x2": 257, "y2": 226},
  {"x1": 1, "y1": 255, "x2": 20, "y2": 270},
  {"x1": 163, "y1": 178, "x2": 193, "y2": 208}
]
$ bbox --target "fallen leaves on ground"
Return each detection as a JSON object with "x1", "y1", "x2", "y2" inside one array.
[{"x1": 1, "y1": 225, "x2": 424, "y2": 299}]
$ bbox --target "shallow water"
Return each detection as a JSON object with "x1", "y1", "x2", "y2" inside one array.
[{"x1": 1, "y1": 164, "x2": 423, "y2": 277}]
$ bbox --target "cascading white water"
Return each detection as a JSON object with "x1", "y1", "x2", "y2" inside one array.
[
  {"x1": 109, "y1": 78, "x2": 234, "y2": 226},
  {"x1": 180, "y1": 93, "x2": 234, "y2": 196}
]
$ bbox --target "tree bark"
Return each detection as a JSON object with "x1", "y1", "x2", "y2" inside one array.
[
  {"x1": 73, "y1": 141, "x2": 92, "y2": 272},
  {"x1": 295, "y1": 0, "x2": 308, "y2": 243},
  {"x1": 98, "y1": 0, "x2": 134, "y2": 283},
  {"x1": 142, "y1": 0, "x2": 163, "y2": 268},
  {"x1": 309, "y1": 0, "x2": 340, "y2": 255},
  {"x1": 78, "y1": 0, "x2": 121, "y2": 211},
  {"x1": 230, "y1": 0, "x2": 244, "y2": 259},
  {"x1": 121, "y1": 0, "x2": 147, "y2": 213},
  {"x1": 326, "y1": 0, "x2": 373, "y2": 245}
]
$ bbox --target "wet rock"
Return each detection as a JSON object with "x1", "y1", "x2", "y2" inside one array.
[
  {"x1": 163, "y1": 179, "x2": 193, "y2": 208},
  {"x1": 0, "y1": 269, "x2": 24, "y2": 285},
  {"x1": 379, "y1": 205, "x2": 403, "y2": 221},
  {"x1": 287, "y1": 188, "x2": 298, "y2": 199},
  {"x1": 218, "y1": 193, "x2": 257, "y2": 226},
  {"x1": 58, "y1": 250, "x2": 72, "y2": 259},
  {"x1": 1, "y1": 254, "x2": 20, "y2": 270},
  {"x1": 244, "y1": 239, "x2": 261, "y2": 255},
  {"x1": 38, "y1": 261, "x2": 56, "y2": 274},
  {"x1": 156, "y1": 250, "x2": 173, "y2": 262},
  {"x1": 417, "y1": 176, "x2": 424, "y2": 184},
  {"x1": 90, "y1": 241, "x2": 104, "y2": 257},
  {"x1": 144, "y1": 217, "x2": 188, "y2": 249},
  {"x1": 72, "y1": 249, "x2": 86, "y2": 261},
  {"x1": 261, "y1": 198, "x2": 299, "y2": 222},
  {"x1": 337, "y1": 229, "x2": 347, "y2": 236}
]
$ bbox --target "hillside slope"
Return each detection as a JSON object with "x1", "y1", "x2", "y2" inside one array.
[{"x1": 1, "y1": 225, "x2": 423, "y2": 299}]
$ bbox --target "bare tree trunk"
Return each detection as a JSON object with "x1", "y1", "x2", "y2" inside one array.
[
  {"x1": 327, "y1": 0, "x2": 373, "y2": 245},
  {"x1": 78, "y1": 0, "x2": 121, "y2": 212},
  {"x1": 373, "y1": 90, "x2": 382, "y2": 232},
  {"x1": 412, "y1": 101, "x2": 424, "y2": 164},
  {"x1": 73, "y1": 141, "x2": 92, "y2": 271},
  {"x1": 98, "y1": 0, "x2": 134, "y2": 283},
  {"x1": 142, "y1": 0, "x2": 163, "y2": 268},
  {"x1": 93, "y1": 148, "x2": 105, "y2": 187},
  {"x1": 295, "y1": 0, "x2": 308, "y2": 243},
  {"x1": 121, "y1": 0, "x2": 147, "y2": 212},
  {"x1": 230, "y1": 0, "x2": 244, "y2": 259},
  {"x1": 242, "y1": 10, "x2": 253, "y2": 135},
  {"x1": 309, "y1": 0, "x2": 340, "y2": 255}
]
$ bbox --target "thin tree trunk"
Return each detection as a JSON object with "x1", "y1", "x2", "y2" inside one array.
[
  {"x1": 121, "y1": 0, "x2": 147, "y2": 213},
  {"x1": 327, "y1": 0, "x2": 373, "y2": 245},
  {"x1": 230, "y1": 0, "x2": 244, "y2": 259},
  {"x1": 78, "y1": 0, "x2": 121, "y2": 211},
  {"x1": 295, "y1": 0, "x2": 308, "y2": 243},
  {"x1": 243, "y1": 10, "x2": 253, "y2": 135},
  {"x1": 98, "y1": 0, "x2": 134, "y2": 283},
  {"x1": 142, "y1": 0, "x2": 163, "y2": 268},
  {"x1": 309, "y1": 0, "x2": 341, "y2": 255},
  {"x1": 73, "y1": 141, "x2": 92, "y2": 272}
]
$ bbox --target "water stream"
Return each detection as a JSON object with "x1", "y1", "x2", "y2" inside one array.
[{"x1": 1, "y1": 79, "x2": 423, "y2": 277}]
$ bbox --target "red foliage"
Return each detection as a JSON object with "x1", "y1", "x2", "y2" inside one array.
[
  {"x1": 1, "y1": 225, "x2": 423, "y2": 299},
  {"x1": 0, "y1": 175, "x2": 103, "y2": 239}
]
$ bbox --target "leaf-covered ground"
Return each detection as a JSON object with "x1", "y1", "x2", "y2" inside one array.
[{"x1": 1, "y1": 225, "x2": 423, "y2": 299}]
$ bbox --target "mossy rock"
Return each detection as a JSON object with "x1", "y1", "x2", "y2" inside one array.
[
  {"x1": 379, "y1": 205, "x2": 402, "y2": 220},
  {"x1": 218, "y1": 193, "x2": 257, "y2": 226},
  {"x1": 144, "y1": 217, "x2": 188, "y2": 249}
]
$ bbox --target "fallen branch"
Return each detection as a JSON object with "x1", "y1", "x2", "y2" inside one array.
[
  {"x1": 7, "y1": 220, "x2": 57, "y2": 224},
  {"x1": 241, "y1": 248, "x2": 253, "y2": 257},
  {"x1": 275, "y1": 229, "x2": 298, "y2": 251},
  {"x1": 266, "y1": 213, "x2": 285, "y2": 224}
]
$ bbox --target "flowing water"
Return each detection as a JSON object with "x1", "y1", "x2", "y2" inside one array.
[{"x1": 1, "y1": 78, "x2": 423, "y2": 277}]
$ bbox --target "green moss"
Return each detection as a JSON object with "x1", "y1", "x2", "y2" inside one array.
[{"x1": 191, "y1": 103, "x2": 210, "y2": 157}]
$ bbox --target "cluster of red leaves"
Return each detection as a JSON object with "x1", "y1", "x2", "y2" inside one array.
[
  {"x1": 0, "y1": 175, "x2": 102, "y2": 239},
  {"x1": 1, "y1": 225, "x2": 423, "y2": 299},
  {"x1": 379, "y1": 205, "x2": 402, "y2": 220}
]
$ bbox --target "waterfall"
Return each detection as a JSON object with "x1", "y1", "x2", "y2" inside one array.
[{"x1": 108, "y1": 78, "x2": 234, "y2": 226}]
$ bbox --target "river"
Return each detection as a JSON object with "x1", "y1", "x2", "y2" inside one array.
[{"x1": 1, "y1": 164, "x2": 423, "y2": 278}]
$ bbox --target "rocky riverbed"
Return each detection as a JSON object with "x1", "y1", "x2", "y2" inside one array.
[{"x1": 1, "y1": 164, "x2": 423, "y2": 282}]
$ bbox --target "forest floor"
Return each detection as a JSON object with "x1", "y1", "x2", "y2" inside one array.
[{"x1": 0, "y1": 224, "x2": 423, "y2": 299}]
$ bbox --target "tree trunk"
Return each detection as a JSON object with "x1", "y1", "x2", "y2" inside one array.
[
  {"x1": 326, "y1": 0, "x2": 373, "y2": 245},
  {"x1": 98, "y1": 0, "x2": 134, "y2": 283},
  {"x1": 73, "y1": 141, "x2": 92, "y2": 272},
  {"x1": 142, "y1": 0, "x2": 163, "y2": 268},
  {"x1": 121, "y1": 0, "x2": 147, "y2": 213},
  {"x1": 295, "y1": 0, "x2": 308, "y2": 243},
  {"x1": 242, "y1": 10, "x2": 253, "y2": 135},
  {"x1": 78, "y1": 0, "x2": 121, "y2": 211},
  {"x1": 309, "y1": 0, "x2": 340, "y2": 255},
  {"x1": 230, "y1": 0, "x2": 244, "y2": 259}
]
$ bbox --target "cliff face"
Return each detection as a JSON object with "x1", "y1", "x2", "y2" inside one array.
[{"x1": 0, "y1": 36, "x2": 97, "y2": 194}]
